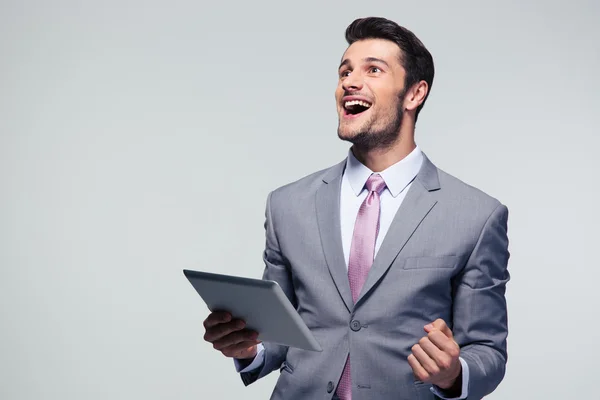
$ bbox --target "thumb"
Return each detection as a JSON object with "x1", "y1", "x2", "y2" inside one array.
[{"x1": 425, "y1": 318, "x2": 454, "y2": 339}]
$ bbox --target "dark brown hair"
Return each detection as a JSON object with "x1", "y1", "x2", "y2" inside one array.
[{"x1": 345, "y1": 17, "x2": 435, "y2": 121}]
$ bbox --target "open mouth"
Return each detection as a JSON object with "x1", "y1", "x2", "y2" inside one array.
[{"x1": 343, "y1": 100, "x2": 372, "y2": 117}]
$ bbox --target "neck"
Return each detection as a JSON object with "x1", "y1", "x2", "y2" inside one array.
[{"x1": 351, "y1": 124, "x2": 416, "y2": 172}]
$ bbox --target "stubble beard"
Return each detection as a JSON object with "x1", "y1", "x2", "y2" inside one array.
[{"x1": 337, "y1": 93, "x2": 405, "y2": 152}]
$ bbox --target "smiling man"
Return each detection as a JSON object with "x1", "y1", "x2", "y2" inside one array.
[{"x1": 203, "y1": 17, "x2": 510, "y2": 400}]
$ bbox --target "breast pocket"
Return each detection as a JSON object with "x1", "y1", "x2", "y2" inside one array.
[{"x1": 402, "y1": 255, "x2": 459, "y2": 269}]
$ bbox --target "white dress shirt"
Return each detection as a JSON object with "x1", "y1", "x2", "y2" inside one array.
[{"x1": 235, "y1": 146, "x2": 469, "y2": 399}]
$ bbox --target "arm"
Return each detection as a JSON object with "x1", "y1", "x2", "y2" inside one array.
[
  {"x1": 239, "y1": 191, "x2": 297, "y2": 386},
  {"x1": 451, "y1": 203, "x2": 510, "y2": 399},
  {"x1": 408, "y1": 203, "x2": 509, "y2": 399}
]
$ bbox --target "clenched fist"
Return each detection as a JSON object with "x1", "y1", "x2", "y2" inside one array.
[{"x1": 408, "y1": 319, "x2": 462, "y2": 392}]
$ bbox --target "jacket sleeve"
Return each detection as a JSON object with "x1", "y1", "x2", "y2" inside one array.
[
  {"x1": 240, "y1": 191, "x2": 297, "y2": 386},
  {"x1": 451, "y1": 203, "x2": 510, "y2": 399}
]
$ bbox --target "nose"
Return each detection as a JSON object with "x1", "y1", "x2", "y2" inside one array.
[{"x1": 342, "y1": 71, "x2": 363, "y2": 92}]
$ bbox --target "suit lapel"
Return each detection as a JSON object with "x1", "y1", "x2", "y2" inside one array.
[
  {"x1": 315, "y1": 161, "x2": 354, "y2": 313},
  {"x1": 355, "y1": 153, "x2": 441, "y2": 306}
]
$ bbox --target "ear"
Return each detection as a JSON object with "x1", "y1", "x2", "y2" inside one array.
[{"x1": 404, "y1": 81, "x2": 429, "y2": 112}]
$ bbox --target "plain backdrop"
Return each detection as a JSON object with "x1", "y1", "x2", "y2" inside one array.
[{"x1": 1, "y1": 1, "x2": 599, "y2": 399}]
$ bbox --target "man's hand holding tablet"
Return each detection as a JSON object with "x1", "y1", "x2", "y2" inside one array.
[
  {"x1": 185, "y1": 269, "x2": 321, "y2": 357},
  {"x1": 203, "y1": 311, "x2": 260, "y2": 360}
]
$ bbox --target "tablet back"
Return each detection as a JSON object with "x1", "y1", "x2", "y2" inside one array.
[{"x1": 184, "y1": 269, "x2": 321, "y2": 352}]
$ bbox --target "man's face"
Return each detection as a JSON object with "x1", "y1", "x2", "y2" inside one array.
[{"x1": 336, "y1": 39, "x2": 407, "y2": 149}]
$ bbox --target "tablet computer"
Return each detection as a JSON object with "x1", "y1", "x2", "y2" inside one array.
[{"x1": 184, "y1": 269, "x2": 322, "y2": 352}]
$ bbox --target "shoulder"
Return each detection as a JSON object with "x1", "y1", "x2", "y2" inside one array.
[{"x1": 433, "y1": 164, "x2": 507, "y2": 219}]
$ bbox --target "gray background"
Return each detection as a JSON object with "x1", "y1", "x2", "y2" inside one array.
[{"x1": 1, "y1": 0, "x2": 598, "y2": 399}]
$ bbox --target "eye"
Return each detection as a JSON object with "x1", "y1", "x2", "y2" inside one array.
[
  {"x1": 369, "y1": 66, "x2": 381, "y2": 73},
  {"x1": 340, "y1": 70, "x2": 351, "y2": 78}
]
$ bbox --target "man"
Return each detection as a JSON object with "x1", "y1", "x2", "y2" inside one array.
[{"x1": 203, "y1": 17, "x2": 510, "y2": 400}]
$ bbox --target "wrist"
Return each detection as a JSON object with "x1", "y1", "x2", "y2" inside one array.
[
  {"x1": 237, "y1": 345, "x2": 258, "y2": 359},
  {"x1": 436, "y1": 366, "x2": 462, "y2": 395}
]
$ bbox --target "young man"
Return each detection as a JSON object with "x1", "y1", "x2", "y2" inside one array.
[{"x1": 203, "y1": 17, "x2": 510, "y2": 400}]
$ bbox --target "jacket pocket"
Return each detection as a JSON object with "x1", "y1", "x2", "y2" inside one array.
[{"x1": 403, "y1": 255, "x2": 459, "y2": 269}]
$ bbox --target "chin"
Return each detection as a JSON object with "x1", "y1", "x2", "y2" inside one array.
[
  {"x1": 338, "y1": 121, "x2": 363, "y2": 138},
  {"x1": 337, "y1": 128, "x2": 360, "y2": 143}
]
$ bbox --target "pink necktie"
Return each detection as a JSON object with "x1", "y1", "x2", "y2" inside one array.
[{"x1": 336, "y1": 173, "x2": 387, "y2": 400}]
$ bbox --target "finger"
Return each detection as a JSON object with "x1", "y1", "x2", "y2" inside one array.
[
  {"x1": 213, "y1": 329, "x2": 259, "y2": 350},
  {"x1": 418, "y1": 336, "x2": 446, "y2": 365},
  {"x1": 222, "y1": 340, "x2": 261, "y2": 358},
  {"x1": 407, "y1": 353, "x2": 429, "y2": 382},
  {"x1": 204, "y1": 319, "x2": 246, "y2": 342},
  {"x1": 203, "y1": 311, "x2": 232, "y2": 329},
  {"x1": 419, "y1": 334, "x2": 457, "y2": 372},
  {"x1": 427, "y1": 318, "x2": 453, "y2": 339},
  {"x1": 428, "y1": 330, "x2": 460, "y2": 358},
  {"x1": 411, "y1": 343, "x2": 439, "y2": 376}
]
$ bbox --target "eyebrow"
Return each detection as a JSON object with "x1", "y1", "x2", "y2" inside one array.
[{"x1": 338, "y1": 57, "x2": 390, "y2": 70}]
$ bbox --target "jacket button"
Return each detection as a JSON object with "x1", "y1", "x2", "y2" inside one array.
[
  {"x1": 350, "y1": 320, "x2": 361, "y2": 331},
  {"x1": 327, "y1": 381, "x2": 334, "y2": 393}
]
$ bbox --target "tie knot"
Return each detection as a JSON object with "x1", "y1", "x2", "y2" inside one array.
[{"x1": 366, "y1": 173, "x2": 386, "y2": 194}]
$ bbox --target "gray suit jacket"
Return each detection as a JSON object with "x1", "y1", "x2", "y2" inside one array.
[{"x1": 241, "y1": 153, "x2": 510, "y2": 400}]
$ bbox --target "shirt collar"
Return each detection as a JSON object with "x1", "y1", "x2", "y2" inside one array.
[{"x1": 345, "y1": 145, "x2": 424, "y2": 198}]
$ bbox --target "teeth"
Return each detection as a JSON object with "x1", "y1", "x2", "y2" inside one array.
[{"x1": 344, "y1": 100, "x2": 372, "y2": 109}]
